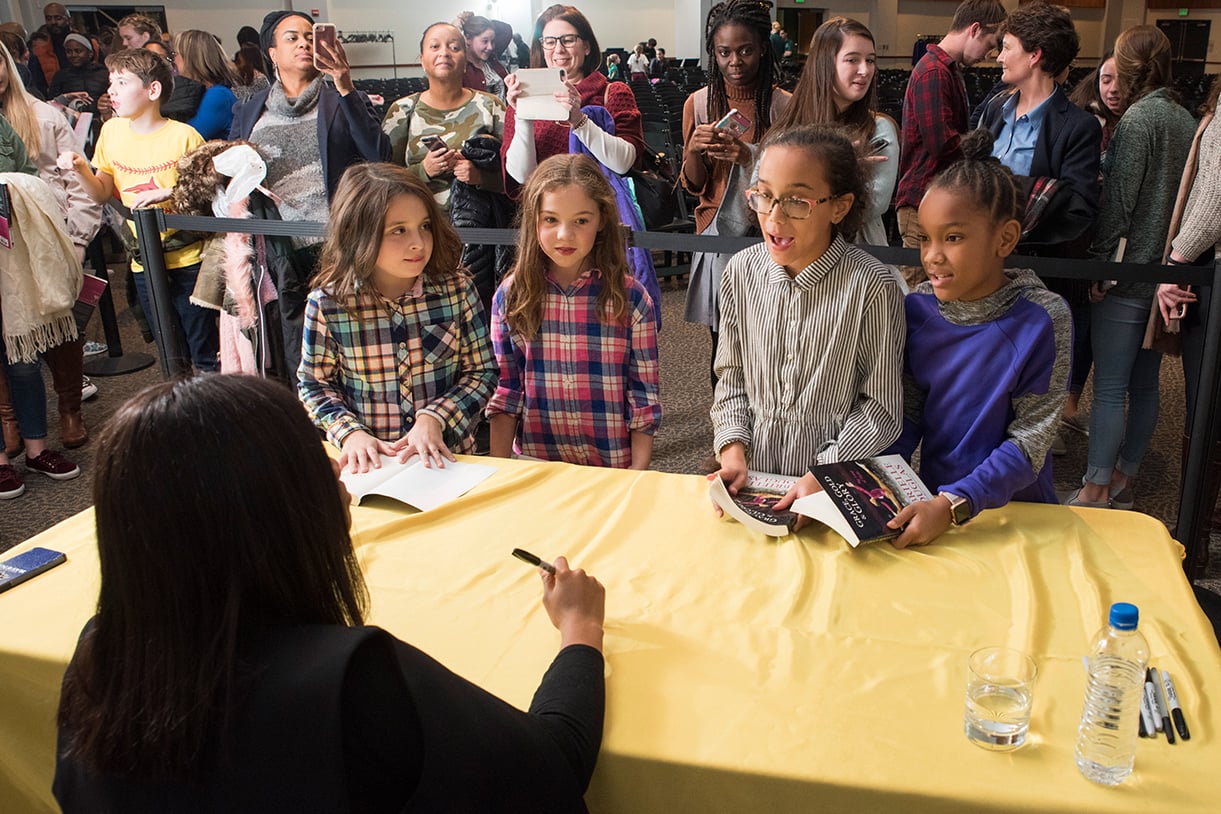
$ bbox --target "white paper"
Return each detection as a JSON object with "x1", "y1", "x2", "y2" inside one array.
[
  {"x1": 514, "y1": 68, "x2": 570, "y2": 121},
  {"x1": 340, "y1": 456, "x2": 495, "y2": 511}
]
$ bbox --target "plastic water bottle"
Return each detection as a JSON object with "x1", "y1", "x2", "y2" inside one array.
[{"x1": 1075, "y1": 602, "x2": 1150, "y2": 785}]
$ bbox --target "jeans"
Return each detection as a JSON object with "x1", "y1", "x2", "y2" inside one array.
[
  {"x1": 132, "y1": 262, "x2": 219, "y2": 372},
  {"x1": 1086, "y1": 294, "x2": 1162, "y2": 485},
  {"x1": 2, "y1": 356, "x2": 46, "y2": 440}
]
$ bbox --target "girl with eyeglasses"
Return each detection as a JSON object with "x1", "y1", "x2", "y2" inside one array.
[{"x1": 708, "y1": 125, "x2": 904, "y2": 520}]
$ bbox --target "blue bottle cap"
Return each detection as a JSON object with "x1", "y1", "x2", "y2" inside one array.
[{"x1": 1109, "y1": 602, "x2": 1139, "y2": 630}]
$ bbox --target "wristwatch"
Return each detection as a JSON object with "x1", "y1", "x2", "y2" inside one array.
[{"x1": 940, "y1": 491, "x2": 971, "y2": 526}]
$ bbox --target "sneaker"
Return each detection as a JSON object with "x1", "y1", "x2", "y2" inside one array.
[
  {"x1": 1050, "y1": 430, "x2": 1067, "y2": 456},
  {"x1": 1110, "y1": 482, "x2": 1135, "y2": 511},
  {"x1": 81, "y1": 376, "x2": 98, "y2": 401},
  {"x1": 0, "y1": 464, "x2": 24, "y2": 498},
  {"x1": 26, "y1": 450, "x2": 81, "y2": 481},
  {"x1": 1063, "y1": 487, "x2": 1110, "y2": 509},
  {"x1": 83, "y1": 340, "x2": 108, "y2": 357}
]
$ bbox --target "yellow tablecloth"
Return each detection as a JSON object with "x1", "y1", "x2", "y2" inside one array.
[{"x1": 3, "y1": 458, "x2": 1220, "y2": 813}]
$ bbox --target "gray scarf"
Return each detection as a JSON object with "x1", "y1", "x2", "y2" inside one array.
[{"x1": 266, "y1": 74, "x2": 325, "y2": 118}]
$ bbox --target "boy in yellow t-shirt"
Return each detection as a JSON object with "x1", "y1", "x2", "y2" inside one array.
[{"x1": 64, "y1": 48, "x2": 216, "y2": 371}]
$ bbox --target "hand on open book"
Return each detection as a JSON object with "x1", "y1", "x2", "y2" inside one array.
[
  {"x1": 339, "y1": 430, "x2": 396, "y2": 473},
  {"x1": 886, "y1": 495, "x2": 952, "y2": 548},
  {"x1": 772, "y1": 472, "x2": 822, "y2": 532},
  {"x1": 708, "y1": 443, "x2": 749, "y2": 517},
  {"x1": 393, "y1": 413, "x2": 456, "y2": 469}
]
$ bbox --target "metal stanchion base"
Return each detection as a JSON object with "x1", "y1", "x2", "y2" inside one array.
[{"x1": 84, "y1": 352, "x2": 156, "y2": 377}]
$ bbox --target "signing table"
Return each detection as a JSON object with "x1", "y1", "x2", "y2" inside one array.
[{"x1": 2, "y1": 458, "x2": 1220, "y2": 812}]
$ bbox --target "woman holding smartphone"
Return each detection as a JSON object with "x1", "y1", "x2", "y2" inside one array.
[
  {"x1": 54, "y1": 375, "x2": 606, "y2": 811},
  {"x1": 681, "y1": 0, "x2": 790, "y2": 382},
  {"x1": 771, "y1": 17, "x2": 897, "y2": 247},
  {"x1": 383, "y1": 22, "x2": 506, "y2": 214}
]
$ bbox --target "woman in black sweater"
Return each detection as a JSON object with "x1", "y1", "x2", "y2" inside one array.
[{"x1": 53, "y1": 374, "x2": 606, "y2": 812}]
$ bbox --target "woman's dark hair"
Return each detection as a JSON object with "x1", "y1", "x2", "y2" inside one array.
[
  {"x1": 234, "y1": 41, "x2": 266, "y2": 84},
  {"x1": 759, "y1": 124, "x2": 869, "y2": 239},
  {"x1": 1067, "y1": 50, "x2": 1120, "y2": 130},
  {"x1": 772, "y1": 17, "x2": 876, "y2": 142},
  {"x1": 56, "y1": 375, "x2": 367, "y2": 781},
  {"x1": 703, "y1": 0, "x2": 776, "y2": 132},
  {"x1": 530, "y1": 4, "x2": 600, "y2": 77},
  {"x1": 999, "y1": 1, "x2": 1079, "y2": 78},
  {"x1": 928, "y1": 129, "x2": 1022, "y2": 223},
  {"x1": 235, "y1": 25, "x2": 260, "y2": 48}
]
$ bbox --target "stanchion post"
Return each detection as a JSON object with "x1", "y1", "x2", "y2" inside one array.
[
  {"x1": 1177, "y1": 262, "x2": 1221, "y2": 577},
  {"x1": 132, "y1": 207, "x2": 189, "y2": 378}
]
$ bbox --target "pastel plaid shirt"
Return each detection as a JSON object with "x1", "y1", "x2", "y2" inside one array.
[
  {"x1": 298, "y1": 274, "x2": 496, "y2": 452},
  {"x1": 487, "y1": 269, "x2": 661, "y2": 468},
  {"x1": 896, "y1": 44, "x2": 969, "y2": 209}
]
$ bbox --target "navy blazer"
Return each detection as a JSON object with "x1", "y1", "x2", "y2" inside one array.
[
  {"x1": 230, "y1": 81, "x2": 391, "y2": 202},
  {"x1": 979, "y1": 85, "x2": 1102, "y2": 254}
]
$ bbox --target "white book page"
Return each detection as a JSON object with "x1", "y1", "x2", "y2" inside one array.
[{"x1": 340, "y1": 456, "x2": 496, "y2": 511}]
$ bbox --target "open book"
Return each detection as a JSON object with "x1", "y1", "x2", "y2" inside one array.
[
  {"x1": 339, "y1": 455, "x2": 495, "y2": 511},
  {"x1": 707, "y1": 470, "x2": 801, "y2": 536},
  {"x1": 791, "y1": 455, "x2": 932, "y2": 547}
]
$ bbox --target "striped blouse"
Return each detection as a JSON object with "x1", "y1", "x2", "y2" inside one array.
[{"x1": 710, "y1": 235, "x2": 906, "y2": 477}]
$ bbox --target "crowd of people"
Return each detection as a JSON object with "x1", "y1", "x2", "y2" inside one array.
[{"x1": 0, "y1": 0, "x2": 1212, "y2": 805}]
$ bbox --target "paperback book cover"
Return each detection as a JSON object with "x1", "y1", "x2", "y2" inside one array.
[
  {"x1": 707, "y1": 470, "x2": 801, "y2": 536},
  {"x1": 792, "y1": 455, "x2": 933, "y2": 547}
]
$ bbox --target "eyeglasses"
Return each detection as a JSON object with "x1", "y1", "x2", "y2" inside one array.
[
  {"x1": 745, "y1": 190, "x2": 833, "y2": 220},
  {"x1": 540, "y1": 34, "x2": 583, "y2": 50}
]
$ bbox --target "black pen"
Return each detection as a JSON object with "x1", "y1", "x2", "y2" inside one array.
[
  {"x1": 1151, "y1": 666, "x2": 1176, "y2": 744},
  {"x1": 1162, "y1": 670, "x2": 1191, "y2": 741},
  {"x1": 511, "y1": 548, "x2": 556, "y2": 574}
]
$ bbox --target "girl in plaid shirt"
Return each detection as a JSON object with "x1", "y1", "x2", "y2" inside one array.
[
  {"x1": 298, "y1": 164, "x2": 496, "y2": 473},
  {"x1": 487, "y1": 154, "x2": 661, "y2": 469}
]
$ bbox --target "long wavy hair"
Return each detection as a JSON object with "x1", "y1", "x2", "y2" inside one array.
[
  {"x1": 772, "y1": 17, "x2": 876, "y2": 144},
  {"x1": 703, "y1": 0, "x2": 776, "y2": 132},
  {"x1": 505, "y1": 154, "x2": 629, "y2": 340},
  {"x1": 173, "y1": 29, "x2": 241, "y2": 88},
  {"x1": 56, "y1": 375, "x2": 367, "y2": 781},
  {"x1": 312, "y1": 163, "x2": 463, "y2": 314},
  {"x1": 0, "y1": 42, "x2": 42, "y2": 157}
]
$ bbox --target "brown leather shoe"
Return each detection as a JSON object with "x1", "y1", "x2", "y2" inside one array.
[{"x1": 60, "y1": 409, "x2": 89, "y2": 449}]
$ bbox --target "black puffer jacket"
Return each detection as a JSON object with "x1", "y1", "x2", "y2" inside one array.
[{"x1": 449, "y1": 134, "x2": 515, "y2": 310}]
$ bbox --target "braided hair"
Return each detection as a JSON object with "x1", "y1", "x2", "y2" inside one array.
[
  {"x1": 927, "y1": 129, "x2": 1021, "y2": 224},
  {"x1": 704, "y1": 0, "x2": 776, "y2": 133}
]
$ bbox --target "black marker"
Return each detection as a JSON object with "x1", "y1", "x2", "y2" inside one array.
[
  {"x1": 1162, "y1": 670, "x2": 1191, "y2": 741},
  {"x1": 512, "y1": 548, "x2": 555, "y2": 574}
]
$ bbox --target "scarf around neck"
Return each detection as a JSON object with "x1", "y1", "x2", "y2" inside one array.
[{"x1": 266, "y1": 74, "x2": 324, "y2": 118}]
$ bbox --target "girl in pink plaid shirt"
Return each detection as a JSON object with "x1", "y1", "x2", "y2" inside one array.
[{"x1": 487, "y1": 154, "x2": 661, "y2": 469}]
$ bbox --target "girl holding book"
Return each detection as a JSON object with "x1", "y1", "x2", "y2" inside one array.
[
  {"x1": 884, "y1": 130, "x2": 1071, "y2": 547},
  {"x1": 710, "y1": 125, "x2": 905, "y2": 510},
  {"x1": 298, "y1": 163, "x2": 497, "y2": 473},
  {"x1": 486, "y1": 153, "x2": 660, "y2": 469}
]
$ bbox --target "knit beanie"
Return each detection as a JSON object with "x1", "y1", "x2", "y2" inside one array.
[{"x1": 259, "y1": 10, "x2": 314, "y2": 58}]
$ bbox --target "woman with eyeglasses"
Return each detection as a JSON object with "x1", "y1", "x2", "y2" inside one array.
[{"x1": 502, "y1": 4, "x2": 658, "y2": 322}]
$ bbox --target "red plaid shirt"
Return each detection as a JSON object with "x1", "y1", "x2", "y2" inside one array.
[{"x1": 896, "y1": 44, "x2": 969, "y2": 209}]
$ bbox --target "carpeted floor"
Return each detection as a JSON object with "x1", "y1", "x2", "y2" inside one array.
[{"x1": 3, "y1": 266, "x2": 1219, "y2": 599}]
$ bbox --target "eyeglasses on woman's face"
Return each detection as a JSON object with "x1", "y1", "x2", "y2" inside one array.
[
  {"x1": 540, "y1": 34, "x2": 583, "y2": 51},
  {"x1": 745, "y1": 189, "x2": 833, "y2": 220}
]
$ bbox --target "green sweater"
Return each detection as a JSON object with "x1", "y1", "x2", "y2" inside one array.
[
  {"x1": 1090, "y1": 88, "x2": 1196, "y2": 299},
  {"x1": 0, "y1": 113, "x2": 36, "y2": 175}
]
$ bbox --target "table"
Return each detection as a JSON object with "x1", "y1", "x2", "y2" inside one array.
[{"x1": 3, "y1": 458, "x2": 1220, "y2": 812}]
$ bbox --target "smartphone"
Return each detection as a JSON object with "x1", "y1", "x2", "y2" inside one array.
[
  {"x1": 313, "y1": 23, "x2": 338, "y2": 69},
  {"x1": 714, "y1": 108, "x2": 752, "y2": 139},
  {"x1": 868, "y1": 136, "x2": 890, "y2": 155},
  {"x1": 0, "y1": 547, "x2": 67, "y2": 593},
  {"x1": 420, "y1": 134, "x2": 449, "y2": 153}
]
